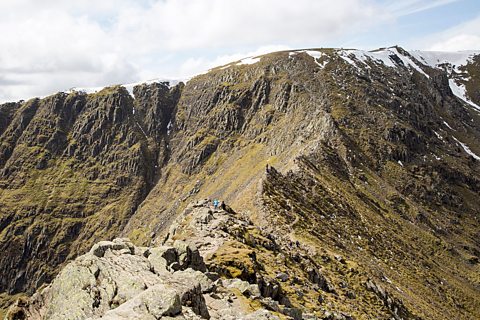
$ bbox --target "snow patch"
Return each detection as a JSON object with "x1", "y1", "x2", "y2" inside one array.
[
  {"x1": 338, "y1": 49, "x2": 398, "y2": 70},
  {"x1": 236, "y1": 57, "x2": 261, "y2": 65},
  {"x1": 290, "y1": 50, "x2": 328, "y2": 68},
  {"x1": 409, "y1": 50, "x2": 480, "y2": 111},
  {"x1": 290, "y1": 50, "x2": 324, "y2": 59},
  {"x1": 338, "y1": 48, "x2": 429, "y2": 77},
  {"x1": 303, "y1": 50, "x2": 323, "y2": 60},
  {"x1": 433, "y1": 130, "x2": 443, "y2": 140},
  {"x1": 304, "y1": 50, "x2": 327, "y2": 68},
  {"x1": 124, "y1": 78, "x2": 184, "y2": 97},
  {"x1": 338, "y1": 51, "x2": 363, "y2": 70},
  {"x1": 390, "y1": 48, "x2": 429, "y2": 78},
  {"x1": 448, "y1": 79, "x2": 480, "y2": 111},
  {"x1": 410, "y1": 50, "x2": 479, "y2": 72},
  {"x1": 68, "y1": 86, "x2": 103, "y2": 95},
  {"x1": 136, "y1": 121, "x2": 148, "y2": 138},
  {"x1": 366, "y1": 50, "x2": 396, "y2": 67},
  {"x1": 452, "y1": 137, "x2": 480, "y2": 160},
  {"x1": 442, "y1": 121, "x2": 455, "y2": 130}
]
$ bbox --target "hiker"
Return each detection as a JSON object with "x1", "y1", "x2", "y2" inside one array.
[{"x1": 213, "y1": 199, "x2": 219, "y2": 209}]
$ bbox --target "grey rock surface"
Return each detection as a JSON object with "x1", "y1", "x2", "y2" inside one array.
[{"x1": 4, "y1": 206, "x2": 285, "y2": 320}]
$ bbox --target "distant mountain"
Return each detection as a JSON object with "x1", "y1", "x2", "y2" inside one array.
[{"x1": 1, "y1": 46, "x2": 479, "y2": 319}]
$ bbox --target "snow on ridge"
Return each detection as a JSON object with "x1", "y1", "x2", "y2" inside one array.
[
  {"x1": 303, "y1": 50, "x2": 324, "y2": 60},
  {"x1": 409, "y1": 50, "x2": 479, "y2": 70},
  {"x1": 290, "y1": 50, "x2": 327, "y2": 68},
  {"x1": 289, "y1": 50, "x2": 324, "y2": 59},
  {"x1": 338, "y1": 47, "x2": 429, "y2": 77},
  {"x1": 338, "y1": 50, "x2": 368, "y2": 70},
  {"x1": 409, "y1": 50, "x2": 480, "y2": 111},
  {"x1": 236, "y1": 56, "x2": 261, "y2": 66},
  {"x1": 452, "y1": 136, "x2": 480, "y2": 160},
  {"x1": 336, "y1": 48, "x2": 480, "y2": 74},
  {"x1": 68, "y1": 85, "x2": 103, "y2": 95},
  {"x1": 448, "y1": 79, "x2": 480, "y2": 111},
  {"x1": 337, "y1": 48, "x2": 480, "y2": 110},
  {"x1": 390, "y1": 48, "x2": 429, "y2": 78},
  {"x1": 362, "y1": 49, "x2": 396, "y2": 67}
]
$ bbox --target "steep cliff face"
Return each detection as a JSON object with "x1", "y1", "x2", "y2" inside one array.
[
  {"x1": 0, "y1": 85, "x2": 179, "y2": 302},
  {"x1": 0, "y1": 47, "x2": 479, "y2": 319}
]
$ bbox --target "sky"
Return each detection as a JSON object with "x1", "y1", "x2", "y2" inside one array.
[{"x1": 0, "y1": 0, "x2": 479, "y2": 102}]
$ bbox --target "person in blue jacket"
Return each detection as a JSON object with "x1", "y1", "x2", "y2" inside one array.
[{"x1": 213, "y1": 199, "x2": 219, "y2": 209}]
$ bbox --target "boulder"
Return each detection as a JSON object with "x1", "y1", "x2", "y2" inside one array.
[
  {"x1": 148, "y1": 246, "x2": 178, "y2": 273},
  {"x1": 93, "y1": 284, "x2": 181, "y2": 320},
  {"x1": 89, "y1": 240, "x2": 132, "y2": 258},
  {"x1": 174, "y1": 269, "x2": 214, "y2": 293},
  {"x1": 174, "y1": 241, "x2": 207, "y2": 272},
  {"x1": 222, "y1": 278, "x2": 261, "y2": 298},
  {"x1": 241, "y1": 309, "x2": 280, "y2": 319}
]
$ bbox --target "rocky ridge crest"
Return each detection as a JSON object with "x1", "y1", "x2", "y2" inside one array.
[{"x1": 6, "y1": 201, "x2": 319, "y2": 320}]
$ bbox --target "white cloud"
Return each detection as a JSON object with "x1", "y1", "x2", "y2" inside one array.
[
  {"x1": 0, "y1": 0, "x2": 389, "y2": 102},
  {"x1": 0, "y1": 1, "x2": 141, "y2": 101},
  {"x1": 120, "y1": 0, "x2": 384, "y2": 51},
  {"x1": 386, "y1": 0, "x2": 460, "y2": 17},
  {"x1": 422, "y1": 15, "x2": 480, "y2": 51}
]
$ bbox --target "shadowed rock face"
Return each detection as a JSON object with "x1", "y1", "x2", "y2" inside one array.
[
  {"x1": 1, "y1": 47, "x2": 480, "y2": 319},
  {"x1": 0, "y1": 85, "x2": 180, "y2": 299}
]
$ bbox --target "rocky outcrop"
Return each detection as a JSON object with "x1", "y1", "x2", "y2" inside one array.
[
  {"x1": 4, "y1": 206, "x2": 288, "y2": 320},
  {"x1": 6, "y1": 201, "x2": 381, "y2": 320}
]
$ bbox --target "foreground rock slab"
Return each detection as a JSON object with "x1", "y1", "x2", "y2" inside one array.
[{"x1": 4, "y1": 204, "x2": 287, "y2": 320}]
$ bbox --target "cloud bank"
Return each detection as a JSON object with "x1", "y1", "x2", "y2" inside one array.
[{"x1": 426, "y1": 15, "x2": 480, "y2": 51}]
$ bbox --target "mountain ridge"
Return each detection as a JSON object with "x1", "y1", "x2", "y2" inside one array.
[
  {"x1": 0, "y1": 45, "x2": 479, "y2": 319},
  {"x1": 3, "y1": 46, "x2": 480, "y2": 109}
]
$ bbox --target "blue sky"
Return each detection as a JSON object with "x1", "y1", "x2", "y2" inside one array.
[
  {"x1": 0, "y1": 0, "x2": 479, "y2": 102},
  {"x1": 347, "y1": 0, "x2": 480, "y2": 49}
]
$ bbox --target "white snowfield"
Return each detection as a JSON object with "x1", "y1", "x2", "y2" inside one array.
[
  {"x1": 288, "y1": 48, "x2": 479, "y2": 107},
  {"x1": 448, "y1": 79, "x2": 480, "y2": 111},
  {"x1": 409, "y1": 50, "x2": 479, "y2": 72},
  {"x1": 338, "y1": 47, "x2": 429, "y2": 78},
  {"x1": 334, "y1": 48, "x2": 479, "y2": 75},
  {"x1": 410, "y1": 50, "x2": 480, "y2": 111}
]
